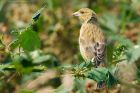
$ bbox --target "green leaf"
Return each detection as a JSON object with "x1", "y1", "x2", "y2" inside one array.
[
  {"x1": 99, "y1": 13, "x2": 120, "y2": 32},
  {"x1": 73, "y1": 79, "x2": 86, "y2": 93},
  {"x1": 78, "y1": 61, "x2": 92, "y2": 69},
  {"x1": 33, "y1": 55, "x2": 54, "y2": 64},
  {"x1": 32, "y1": 65, "x2": 46, "y2": 72},
  {"x1": 0, "y1": 64, "x2": 46, "y2": 72},
  {"x1": 106, "y1": 72, "x2": 118, "y2": 88},
  {"x1": 85, "y1": 67, "x2": 108, "y2": 82},
  {"x1": 110, "y1": 34, "x2": 133, "y2": 47},
  {"x1": 19, "y1": 28, "x2": 41, "y2": 51},
  {"x1": 129, "y1": 14, "x2": 140, "y2": 23},
  {"x1": 0, "y1": 64, "x2": 15, "y2": 71},
  {"x1": 85, "y1": 67, "x2": 117, "y2": 88},
  {"x1": 113, "y1": 45, "x2": 127, "y2": 62},
  {"x1": 0, "y1": 0, "x2": 6, "y2": 11},
  {"x1": 127, "y1": 46, "x2": 140, "y2": 63},
  {"x1": 106, "y1": 43, "x2": 114, "y2": 65}
]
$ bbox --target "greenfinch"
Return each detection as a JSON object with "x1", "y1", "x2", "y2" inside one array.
[{"x1": 73, "y1": 8, "x2": 106, "y2": 68}]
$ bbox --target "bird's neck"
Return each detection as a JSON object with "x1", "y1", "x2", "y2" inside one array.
[{"x1": 87, "y1": 14, "x2": 98, "y2": 24}]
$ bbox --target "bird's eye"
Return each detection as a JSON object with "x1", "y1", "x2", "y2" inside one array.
[{"x1": 80, "y1": 11, "x2": 84, "y2": 14}]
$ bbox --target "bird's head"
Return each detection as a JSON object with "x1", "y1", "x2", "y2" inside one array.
[{"x1": 73, "y1": 8, "x2": 97, "y2": 23}]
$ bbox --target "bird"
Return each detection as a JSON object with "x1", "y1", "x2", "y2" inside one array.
[
  {"x1": 73, "y1": 8, "x2": 106, "y2": 89},
  {"x1": 73, "y1": 8, "x2": 106, "y2": 68}
]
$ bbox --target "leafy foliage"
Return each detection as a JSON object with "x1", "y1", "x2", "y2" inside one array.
[
  {"x1": 72, "y1": 61, "x2": 118, "y2": 88},
  {"x1": 126, "y1": 45, "x2": 140, "y2": 63},
  {"x1": 0, "y1": 0, "x2": 140, "y2": 93},
  {"x1": 19, "y1": 27, "x2": 41, "y2": 51}
]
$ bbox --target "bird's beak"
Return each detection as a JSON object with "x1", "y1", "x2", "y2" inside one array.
[{"x1": 72, "y1": 12, "x2": 81, "y2": 17}]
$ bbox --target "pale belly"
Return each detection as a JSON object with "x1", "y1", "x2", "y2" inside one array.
[{"x1": 79, "y1": 38, "x2": 95, "y2": 61}]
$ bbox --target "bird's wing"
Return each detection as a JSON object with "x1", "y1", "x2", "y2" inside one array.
[{"x1": 89, "y1": 25, "x2": 105, "y2": 67}]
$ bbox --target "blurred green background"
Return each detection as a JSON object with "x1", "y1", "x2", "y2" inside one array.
[{"x1": 0, "y1": 0, "x2": 140, "y2": 93}]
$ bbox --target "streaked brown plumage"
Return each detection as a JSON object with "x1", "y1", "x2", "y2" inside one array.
[{"x1": 73, "y1": 8, "x2": 106, "y2": 67}]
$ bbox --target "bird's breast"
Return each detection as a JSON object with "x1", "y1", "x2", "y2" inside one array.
[
  {"x1": 79, "y1": 23, "x2": 103, "y2": 60},
  {"x1": 79, "y1": 24, "x2": 96, "y2": 44},
  {"x1": 79, "y1": 34, "x2": 95, "y2": 60}
]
